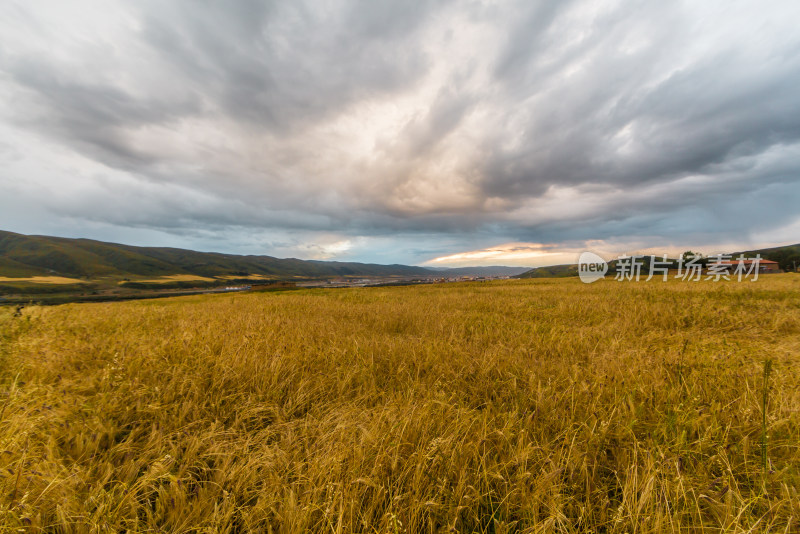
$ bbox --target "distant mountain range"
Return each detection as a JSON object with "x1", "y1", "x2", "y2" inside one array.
[
  {"x1": 0, "y1": 230, "x2": 529, "y2": 280},
  {"x1": 515, "y1": 243, "x2": 800, "y2": 278}
]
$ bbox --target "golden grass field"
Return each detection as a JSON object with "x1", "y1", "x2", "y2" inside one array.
[
  {"x1": 217, "y1": 275, "x2": 277, "y2": 281},
  {"x1": 1, "y1": 276, "x2": 799, "y2": 533},
  {"x1": 120, "y1": 275, "x2": 218, "y2": 284},
  {"x1": 0, "y1": 276, "x2": 84, "y2": 285}
]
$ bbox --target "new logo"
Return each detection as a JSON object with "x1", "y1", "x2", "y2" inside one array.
[{"x1": 578, "y1": 252, "x2": 608, "y2": 283}]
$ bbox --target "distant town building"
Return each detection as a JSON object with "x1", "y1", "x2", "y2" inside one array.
[{"x1": 716, "y1": 259, "x2": 780, "y2": 274}]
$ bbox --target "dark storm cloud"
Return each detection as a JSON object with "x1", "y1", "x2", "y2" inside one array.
[
  {"x1": 477, "y1": 2, "x2": 800, "y2": 200},
  {"x1": 1, "y1": 0, "x2": 799, "y2": 261},
  {"x1": 140, "y1": 0, "x2": 439, "y2": 133},
  {"x1": 6, "y1": 60, "x2": 202, "y2": 170}
]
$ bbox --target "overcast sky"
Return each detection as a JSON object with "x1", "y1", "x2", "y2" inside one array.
[{"x1": 1, "y1": 0, "x2": 799, "y2": 266}]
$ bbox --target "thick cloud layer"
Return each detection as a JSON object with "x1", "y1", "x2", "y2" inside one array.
[{"x1": 1, "y1": 0, "x2": 799, "y2": 265}]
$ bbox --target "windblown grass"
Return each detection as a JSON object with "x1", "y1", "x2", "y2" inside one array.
[{"x1": 1, "y1": 276, "x2": 799, "y2": 532}]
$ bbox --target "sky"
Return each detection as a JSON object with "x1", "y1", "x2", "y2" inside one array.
[{"x1": 1, "y1": 0, "x2": 799, "y2": 267}]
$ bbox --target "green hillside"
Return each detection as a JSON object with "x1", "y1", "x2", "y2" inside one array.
[
  {"x1": 516, "y1": 243, "x2": 800, "y2": 278},
  {"x1": 515, "y1": 263, "x2": 579, "y2": 278},
  {"x1": 737, "y1": 243, "x2": 800, "y2": 272},
  {"x1": 0, "y1": 230, "x2": 439, "y2": 280}
]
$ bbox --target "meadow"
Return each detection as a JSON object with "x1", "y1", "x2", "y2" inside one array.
[
  {"x1": 121, "y1": 275, "x2": 218, "y2": 284},
  {"x1": 0, "y1": 276, "x2": 798, "y2": 533},
  {"x1": 0, "y1": 277, "x2": 84, "y2": 285}
]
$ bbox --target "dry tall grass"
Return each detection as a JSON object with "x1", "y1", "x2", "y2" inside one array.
[{"x1": 1, "y1": 276, "x2": 799, "y2": 532}]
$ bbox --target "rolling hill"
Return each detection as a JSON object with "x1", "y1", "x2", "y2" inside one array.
[
  {"x1": 515, "y1": 243, "x2": 800, "y2": 278},
  {"x1": 737, "y1": 243, "x2": 800, "y2": 272},
  {"x1": 0, "y1": 230, "x2": 528, "y2": 281},
  {"x1": 514, "y1": 263, "x2": 579, "y2": 278}
]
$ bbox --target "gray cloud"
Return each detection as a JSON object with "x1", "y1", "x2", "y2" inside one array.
[
  {"x1": 1, "y1": 0, "x2": 799, "y2": 263},
  {"x1": 140, "y1": 0, "x2": 438, "y2": 132}
]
